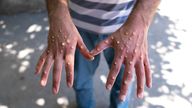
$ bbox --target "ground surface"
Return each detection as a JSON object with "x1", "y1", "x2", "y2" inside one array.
[{"x1": 0, "y1": 0, "x2": 192, "y2": 108}]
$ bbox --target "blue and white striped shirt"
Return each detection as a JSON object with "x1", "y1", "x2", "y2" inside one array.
[{"x1": 69, "y1": 0, "x2": 136, "y2": 34}]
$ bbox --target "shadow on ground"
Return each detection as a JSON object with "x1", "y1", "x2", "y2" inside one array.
[
  {"x1": 130, "y1": 13, "x2": 191, "y2": 108},
  {"x1": 0, "y1": 11, "x2": 190, "y2": 108}
]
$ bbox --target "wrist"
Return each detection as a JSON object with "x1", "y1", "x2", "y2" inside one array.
[
  {"x1": 48, "y1": 5, "x2": 74, "y2": 30},
  {"x1": 122, "y1": 14, "x2": 149, "y2": 34},
  {"x1": 46, "y1": 0, "x2": 68, "y2": 16},
  {"x1": 123, "y1": 0, "x2": 160, "y2": 30},
  {"x1": 48, "y1": 4, "x2": 68, "y2": 19},
  {"x1": 130, "y1": 13, "x2": 149, "y2": 29}
]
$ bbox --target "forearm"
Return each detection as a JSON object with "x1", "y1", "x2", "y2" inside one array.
[
  {"x1": 124, "y1": 0, "x2": 161, "y2": 29},
  {"x1": 46, "y1": 0, "x2": 68, "y2": 16},
  {"x1": 45, "y1": 0, "x2": 76, "y2": 32}
]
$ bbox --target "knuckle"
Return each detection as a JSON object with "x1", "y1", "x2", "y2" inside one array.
[
  {"x1": 43, "y1": 70, "x2": 48, "y2": 76},
  {"x1": 67, "y1": 71, "x2": 72, "y2": 77},
  {"x1": 39, "y1": 56, "x2": 45, "y2": 62},
  {"x1": 140, "y1": 70, "x2": 145, "y2": 76},
  {"x1": 138, "y1": 86, "x2": 144, "y2": 91},
  {"x1": 107, "y1": 78, "x2": 114, "y2": 85},
  {"x1": 40, "y1": 52, "x2": 47, "y2": 58},
  {"x1": 54, "y1": 67, "x2": 60, "y2": 73},
  {"x1": 53, "y1": 80, "x2": 59, "y2": 85},
  {"x1": 121, "y1": 87, "x2": 127, "y2": 95},
  {"x1": 67, "y1": 73, "x2": 72, "y2": 81},
  {"x1": 112, "y1": 68, "x2": 119, "y2": 74}
]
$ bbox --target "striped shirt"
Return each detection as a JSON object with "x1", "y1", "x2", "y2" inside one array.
[{"x1": 69, "y1": 0, "x2": 136, "y2": 34}]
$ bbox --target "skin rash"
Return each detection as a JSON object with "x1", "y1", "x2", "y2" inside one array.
[{"x1": 35, "y1": 0, "x2": 160, "y2": 101}]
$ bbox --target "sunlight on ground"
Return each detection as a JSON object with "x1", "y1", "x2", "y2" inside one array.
[
  {"x1": 139, "y1": 0, "x2": 192, "y2": 108},
  {"x1": 27, "y1": 24, "x2": 42, "y2": 33},
  {"x1": 38, "y1": 44, "x2": 45, "y2": 51},
  {"x1": 17, "y1": 48, "x2": 34, "y2": 59},
  {"x1": 100, "y1": 75, "x2": 107, "y2": 84},
  {"x1": 0, "y1": 105, "x2": 8, "y2": 108},
  {"x1": 29, "y1": 34, "x2": 36, "y2": 39},
  {"x1": 2, "y1": 42, "x2": 18, "y2": 56},
  {"x1": 145, "y1": 95, "x2": 192, "y2": 108},
  {"x1": 35, "y1": 98, "x2": 46, "y2": 106},
  {"x1": 19, "y1": 60, "x2": 30, "y2": 73},
  {"x1": 57, "y1": 97, "x2": 69, "y2": 108},
  {"x1": 20, "y1": 85, "x2": 27, "y2": 91}
]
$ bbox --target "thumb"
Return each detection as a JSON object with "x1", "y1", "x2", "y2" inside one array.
[
  {"x1": 77, "y1": 37, "x2": 94, "y2": 60},
  {"x1": 90, "y1": 37, "x2": 112, "y2": 56}
]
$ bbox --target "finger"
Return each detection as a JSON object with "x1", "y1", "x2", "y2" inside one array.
[
  {"x1": 106, "y1": 50, "x2": 124, "y2": 90},
  {"x1": 35, "y1": 50, "x2": 47, "y2": 75},
  {"x1": 40, "y1": 55, "x2": 54, "y2": 87},
  {"x1": 52, "y1": 54, "x2": 63, "y2": 95},
  {"x1": 77, "y1": 37, "x2": 94, "y2": 60},
  {"x1": 144, "y1": 54, "x2": 152, "y2": 88},
  {"x1": 64, "y1": 44, "x2": 76, "y2": 88},
  {"x1": 119, "y1": 60, "x2": 133, "y2": 101},
  {"x1": 90, "y1": 36, "x2": 112, "y2": 56},
  {"x1": 135, "y1": 60, "x2": 145, "y2": 99}
]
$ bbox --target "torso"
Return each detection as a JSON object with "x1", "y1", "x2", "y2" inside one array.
[{"x1": 69, "y1": 0, "x2": 136, "y2": 34}]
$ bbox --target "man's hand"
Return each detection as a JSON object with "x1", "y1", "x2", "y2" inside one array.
[
  {"x1": 35, "y1": 3, "x2": 93, "y2": 94},
  {"x1": 90, "y1": 21, "x2": 151, "y2": 101},
  {"x1": 91, "y1": 0, "x2": 160, "y2": 101}
]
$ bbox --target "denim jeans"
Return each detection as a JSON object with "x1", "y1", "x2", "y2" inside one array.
[{"x1": 73, "y1": 28, "x2": 133, "y2": 108}]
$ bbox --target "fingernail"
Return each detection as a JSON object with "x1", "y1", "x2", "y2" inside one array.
[
  {"x1": 119, "y1": 95, "x2": 126, "y2": 101},
  {"x1": 89, "y1": 56, "x2": 95, "y2": 61},
  {"x1": 106, "y1": 84, "x2": 112, "y2": 90},
  {"x1": 149, "y1": 83, "x2": 152, "y2": 88},
  {"x1": 147, "y1": 82, "x2": 152, "y2": 88},
  {"x1": 53, "y1": 88, "x2": 58, "y2": 95},
  {"x1": 67, "y1": 82, "x2": 72, "y2": 88},
  {"x1": 138, "y1": 93, "x2": 143, "y2": 99},
  {"x1": 90, "y1": 51, "x2": 94, "y2": 54},
  {"x1": 41, "y1": 80, "x2": 46, "y2": 87}
]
